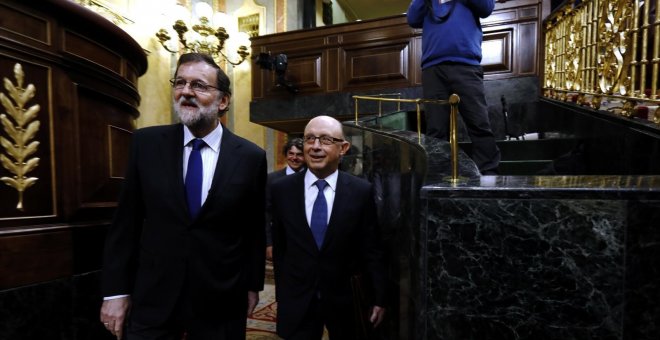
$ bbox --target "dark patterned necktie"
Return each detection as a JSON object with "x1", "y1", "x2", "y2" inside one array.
[
  {"x1": 310, "y1": 180, "x2": 328, "y2": 249},
  {"x1": 185, "y1": 139, "x2": 205, "y2": 218}
]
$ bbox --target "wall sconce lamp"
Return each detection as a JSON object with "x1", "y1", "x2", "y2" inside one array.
[{"x1": 156, "y1": 3, "x2": 250, "y2": 66}]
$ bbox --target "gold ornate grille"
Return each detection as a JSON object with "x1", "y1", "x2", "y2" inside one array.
[{"x1": 543, "y1": 0, "x2": 660, "y2": 123}]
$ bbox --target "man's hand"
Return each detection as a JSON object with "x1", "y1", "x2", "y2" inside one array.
[
  {"x1": 247, "y1": 290, "x2": 259, "y2": 316},
  {"x1": 369, "y1": 305, "x2": 386, "y2": 328},
  {"x1": 100, "y1": 296, "x2": 131, "y2": 339},
  {"x1": 266, "y1": 246, "x2": 273, "y2": 261}
]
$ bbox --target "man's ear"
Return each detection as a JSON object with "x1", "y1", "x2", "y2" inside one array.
[
  {"x1": 339, "y1": 141, "x2": 351, "y2": 156},
  {"x1": 218, "y1": 94, "x2": 230, "y2": 112}
]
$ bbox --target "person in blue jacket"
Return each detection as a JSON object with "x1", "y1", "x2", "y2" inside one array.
[{"x1": 407, "y1": 0, "x2": 501, "y2": 175}]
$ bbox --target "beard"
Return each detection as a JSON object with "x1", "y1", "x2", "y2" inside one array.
[{"x1": 174, "y1": 96, "x2": 221, "y2": 130}]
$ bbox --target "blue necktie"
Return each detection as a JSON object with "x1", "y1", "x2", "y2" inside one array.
[
  {"x1": 310, "y1": 180, "x2": 328, "y2": 249},
  {"x1": 185, "y1": 139, "x2": 205, "y2": 219}
]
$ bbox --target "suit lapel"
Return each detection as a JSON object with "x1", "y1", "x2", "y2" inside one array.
[
  {"x1": 200, "y1": 126, "x2": 239, "y2": 215},
  {"x1": 161, "y1": 124, "x2": 188, "y2": 215},
  {"x1": 290, "y1": 171, "x2": 319, "y2": 253}
]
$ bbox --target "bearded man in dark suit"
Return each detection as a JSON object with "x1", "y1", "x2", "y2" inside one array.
[
  {"x1": 99, "y1": 53, "x2": 266, "y2": 340},
  {"x1": 270, "y1": 115, "x2": 387, "y2": 339}
]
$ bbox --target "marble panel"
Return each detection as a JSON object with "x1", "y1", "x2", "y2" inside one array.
[
  {"x1": 423, "y1": 198, "x2": 625, "y2": 339},
  {"x1": 419, "y1": 176, "x2": 660, "y2": 340}
]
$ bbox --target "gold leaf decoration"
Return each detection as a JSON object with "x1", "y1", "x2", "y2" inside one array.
[
  {"x1": 0, "y1": 63, "x2": 41, "y2": 211},
  {"x1": 597, "y1": 0, "x2": 633, "y2": 95}
]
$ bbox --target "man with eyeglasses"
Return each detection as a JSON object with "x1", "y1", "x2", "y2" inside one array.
[
  {"x1": 269, "y1": 116, "x2": 387, "y2": 339},
  {"x1": 100, "y1": 53, "x2": 267, "y2": 340}
]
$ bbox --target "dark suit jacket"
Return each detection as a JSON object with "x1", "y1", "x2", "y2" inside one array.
[
  {"x1": 265, "y1": 168, "x2": 287, "y2": 246},
  {"x1": 270, "y1": 170, "x2": 387, "y2": 337},
  {"x1": 101, "y1": 123, "x2": 267, "y2": 325}
]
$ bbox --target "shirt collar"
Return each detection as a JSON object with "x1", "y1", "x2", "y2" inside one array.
[
  {"x1": 304, "y1": 169, "x2": 338, "y2": 192},
  {"x1": 285, "y1": 165, "x2": 304, "y2": 175},
  {"x1": 183, "y1": 122, "x2": 223, "y2": 152}
]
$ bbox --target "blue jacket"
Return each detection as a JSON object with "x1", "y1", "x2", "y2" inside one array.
[{"x1": 407, "y1": 0, "x2": 494, "y2": 69}]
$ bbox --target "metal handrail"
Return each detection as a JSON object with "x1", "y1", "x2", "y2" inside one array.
[{"x1": 352, "y1": 94, "x2": 461, "y2": 182}]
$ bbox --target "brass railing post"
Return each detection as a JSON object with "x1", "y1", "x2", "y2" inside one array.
[
  {"x1": 416, "y1": 100, "x2": 422, "y2": 143},
  {"x1": 448, "y1": 94, "x2": 461, "y2": 183},
  {"x1": 352, "y1": 94, "x2": 463, "y2": 182}
]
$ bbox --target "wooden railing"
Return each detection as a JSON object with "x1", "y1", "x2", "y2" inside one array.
[{"x1": 543, "y1": 0, "x2": 660, "y2": 123}]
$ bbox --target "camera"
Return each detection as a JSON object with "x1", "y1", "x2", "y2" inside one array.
[{"x1": 255, "y1": 53, "x2": 298, "y2": 93}]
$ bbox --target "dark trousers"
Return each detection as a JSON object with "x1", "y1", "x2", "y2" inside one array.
[
  {"x1": 126, "y1": 288, "x2": 246, "y2": 340},
  {"x1": 285, "y1": 296, "x2": 358, "y2": 340},
  {"x1": 422, "y1": 63, "x2": 501, "y2": 174},
  {"x1": 126, "y1": 317, "x2": 245, "y2": 340}
]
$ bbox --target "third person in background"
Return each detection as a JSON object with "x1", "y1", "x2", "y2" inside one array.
[
  {"x1": 407, "y1": 0, "x2": 501, "y2": 175},
  {"x1": 266, "y1": 137, "x2": 306, "y2": 260}
]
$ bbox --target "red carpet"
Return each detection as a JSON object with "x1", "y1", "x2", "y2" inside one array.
[
  {"x1": 246, "y1": 262, "x2": 280, "y2": 339},
  {"x1": 246, "y1": 295, "x2": 279, "y2": 339}
]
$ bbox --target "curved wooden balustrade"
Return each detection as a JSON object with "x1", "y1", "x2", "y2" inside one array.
[{"x1": 0, "y1": 0, "x2": 146, "y2": 289}]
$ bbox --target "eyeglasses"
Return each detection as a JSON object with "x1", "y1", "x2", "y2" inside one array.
[
  {"x1": 303, "y1": 135, "x2": 344, "y2": 145},
  {"x1": 170, "y1": 78, "x2": 220, "y2": 94}
]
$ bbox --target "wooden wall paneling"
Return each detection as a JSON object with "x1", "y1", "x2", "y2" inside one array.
[
  {"x1": 0, "y1": 0, "x2": 146, "y2": 290},
  {"x1": 62, "y1": 30, "x2": 123, "y2": 76},
  {"x1": 0, "y1": 2, "x2": 51, "y2": 49},
  {"x1": 250, "y1": 15, "x2": 418, "y2": 100},
  {"x1": 264, "y1": 36, "x2": 326, "y2": 55},
  {"x1": 326, "y1": 47, "x2": 340, "y2": 92},
  {"x1": 74, "y1": 85, "x2": 133, "y2": 213},
  {"x1": 250, "y1": 4, "x2": 543, "y2": 99},
  {"x1": 484, "y1": 7, "x2": 519, "y2": 25},
  {"x1": 340, "y1": 25, "x2": 411, "y2": 45},
  {"x1": 482, "y1": 0, "x2": 540, "y2": 81},
  {"x1": 517, "y1": 21, "x2": 539, "y2": 75},
  {"x1": 51, "y1": 67, "x2": 80, "y2": 220},
  {"x1": 0, "y1": 228, "x2": 72, "y2": 289},
  {"x1": 267, "y1": 51, "x2": 324, "y2": 96},
  {"x1": 482, "y1": 26, "x2": 514, "y2": 75},
  {"x1": 411, "y1": 35, "x2": 422, "y2": 86},
  {"x1": 518, "y1": 4, "x2": 539, "y2": 19},
  {"x1": 249, "y1": 4, "x2": 543, "y2": 132},
  {"x1": 343, "y1": 42, "x2": 411, "y2": 91}
]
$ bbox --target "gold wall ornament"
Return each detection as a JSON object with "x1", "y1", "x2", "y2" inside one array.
[
  {"x1": 591, "y1": 94, "x2": 602, "y2": 109},
  {"x1": 621, "y1": 99, "x2": 636, "y2": 117},
  {"x1": 0, "y1": 63, "x2": 41, "y2": 211}
]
